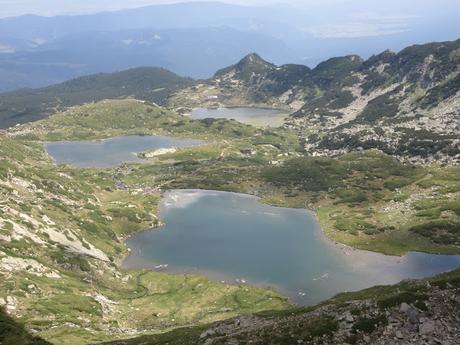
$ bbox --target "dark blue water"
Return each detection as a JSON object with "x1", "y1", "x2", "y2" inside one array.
[
  {"x1": 44, "y1": 135, "x2": 203, "y2": 168},
  {"x1": 124, "y1": 190, "x2": 460, "y2": 305}
]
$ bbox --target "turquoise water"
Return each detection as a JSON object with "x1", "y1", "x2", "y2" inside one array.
[
  {"x1": 124, "y1": 190, "x2": 460, "y2": 305},
  {"x1": 190, "y1": 107, "x2": 287, "y2": 127},
  {"x1": 44, "y1": 135, "x2": 203, "y2": 168}
]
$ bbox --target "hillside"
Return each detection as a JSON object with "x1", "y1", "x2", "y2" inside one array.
[
  {"x1": 99, "y1": 269, "x2": 460, "y2": 345},
  {"x1": 0, "y1": 102, "x2": 294, "y2": 345},
  {"x1": 0, "y1": 67, "x2": 193, "y2": 128},
  {"x1": 0, "y1": 307, "x2": 51, "y2": 345},
  {"x1": 4, "y1": 98, "x2": 459, "y2": 345},
  {"x1": 170, "y1": 39, "x2": 460, "y2": 163}
]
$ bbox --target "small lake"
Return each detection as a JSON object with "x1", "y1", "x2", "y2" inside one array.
[
  {"x1": 190, "y1": 107, "x2": 288, "y2": 127},
  {"x1": 44, "y1": 135, "x2": 203, "y2": 168},
  {"x1": 124, "y1": 190, "x2": 460, "y2": 305}
]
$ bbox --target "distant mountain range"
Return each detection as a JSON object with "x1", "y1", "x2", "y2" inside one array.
[
  {"x1": 0, "y1": 27, "x2": 287, "y2": 92},
  {"x1": 1, "y1": 38, "x2": 459, "y2": 162},
  {"x1": 0, "y1": 1, "x2": 459, "y2": 91}
]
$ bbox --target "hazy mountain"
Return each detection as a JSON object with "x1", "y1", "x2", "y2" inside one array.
[
  {"x1": 0, "y1": 27, "x2": 288, "y2": 91},
  {"x1": 0, "y1": 2, "x2": 458, "y2": 92},
  {"x1": 0, "y1": 2, "x2": 278, "y2": 39}
]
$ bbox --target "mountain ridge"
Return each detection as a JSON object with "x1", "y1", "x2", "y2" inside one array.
[
  {"x1": 0, "y1": 66, "x2": 193, "y2": 128},
  {"x1": 2, "y1": 38, "x2": 459, "y2": 163},
  {"x1": 171, "y1": 38, "x2": 460, "y2": 163}
]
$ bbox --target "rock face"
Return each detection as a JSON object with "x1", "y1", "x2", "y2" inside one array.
[{"x1": 0, "y1": 255, "x2": 61, "y2": 278}]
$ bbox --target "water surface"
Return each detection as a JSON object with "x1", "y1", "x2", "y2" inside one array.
[
  {"x1": 45, "y1": 135, "x2": 203, "y2": 168},
  {"x1": 190, "y1": 107, "x2": 288, "y2": 127},
  {"x1": 124, "y1": 190, "x2": 460, "y2": 305}
]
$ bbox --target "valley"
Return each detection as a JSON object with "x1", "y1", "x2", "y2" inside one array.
[
  {"x1": 0, "y1": 38, "x2": 459, "y2": 345},
  {"x1": 0, "y1": 131, "x2": 290, "y2": 345}
]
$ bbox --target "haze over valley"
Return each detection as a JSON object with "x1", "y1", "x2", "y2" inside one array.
[{"x1": 0, "y1": 1, "x2": 459, "y2": 90}]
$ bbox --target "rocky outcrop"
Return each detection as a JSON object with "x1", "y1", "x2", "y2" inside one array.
[
  {"x1": 196, "y1": 284, "x2": 459, "y2": 345},
  {"x1": 99, "y1": 269, "x2": 460, "y2": 345}
]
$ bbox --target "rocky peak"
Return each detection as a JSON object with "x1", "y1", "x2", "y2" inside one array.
[
  {"x1": 214, "y1": 53, "x2": 276, "y2": 83},
  {"x1": 235, "y1": 53, "x2": 274, "y2": 70}
]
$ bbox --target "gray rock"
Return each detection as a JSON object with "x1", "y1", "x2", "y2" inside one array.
[
  {"x1": 419, "y1": 320, "x2": 435, "y2": 335},
  {"x1": 200, "y1": 329, "x2": 216, "y2": 339},
  {"x1": 345, "y1": 312, "x2": 354, "y2": 323},
  {"x1": 400, "y1": 302, "x2": 410, "y2": 313},
  {"x1": 396, "y1": 330, "x2": 404, "y2": 339},
  {"x1": 407, "y1": 309, "x2": 419, "y2": 324}
]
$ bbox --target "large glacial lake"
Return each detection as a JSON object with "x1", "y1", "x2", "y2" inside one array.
[
  {"x1": 44, "y1": 135, "x2": 203, "y2": 168},
  {"x1": 190, "y1": 107, "x2": 288, "y2": 127},
  {"x1": 124, "y1": 190, "x2": 460, "y2": 305}
]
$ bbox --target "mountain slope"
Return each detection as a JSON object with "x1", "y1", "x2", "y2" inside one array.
[
  {"x1": 0, "y1": 67, "x2": 193, "y2": 128},
  {"x1": 300, "y1": 39, "x2": 460, "y2": 163},
  {"x1": 0, "y1": 307, "x2": 51, "y2": 345},
  {"x1": 100, "y1": 269, "x2": 460, "y2": 345},
  {"x1": 170, "y1": 38, "x2": 460, "y2": 163},
  {"x1": 1, "y1": 38, "x2": 459, "y2": 161},
  {"x1": 0, "y1": 102, "x2": 292, "y2": 344}
]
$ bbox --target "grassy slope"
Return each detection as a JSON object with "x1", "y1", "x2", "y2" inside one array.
[
  {"x1": 0, "y1": 307, "x2": 51, "y2": 345},
  {"x1": 0, "y1": 133, "x2": 289, "y2": 345},
  {"x1": 100, "y1": 268, "x2": 460, "y2": 345}
]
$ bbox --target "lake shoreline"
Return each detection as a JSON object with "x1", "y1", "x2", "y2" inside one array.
[
  {"x1": 188, "y1": 107, "x2": 289, "y2": 127},
  {"x1": 122, "y1": 189, "x2": 460, "y2": 306},
  {"x1": 43, "y1": 134, "x2": 203, "y2": 168}
]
